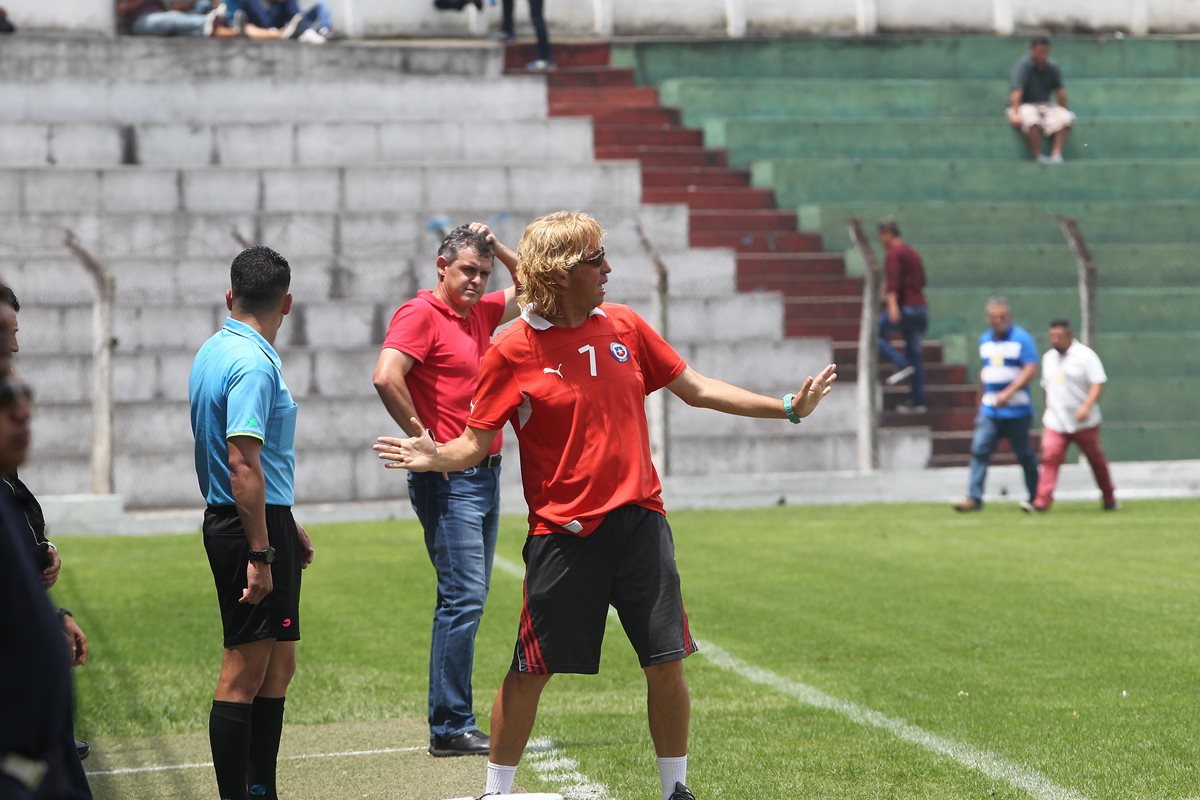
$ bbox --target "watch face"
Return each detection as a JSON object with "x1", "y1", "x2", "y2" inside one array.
[{"x1": 250, "y1": 547, "x2": 276, "y2": 564}]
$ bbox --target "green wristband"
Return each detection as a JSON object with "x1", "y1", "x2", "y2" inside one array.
[{"x1": 783, "y1": 393, "x2": 802, "y2": 424}]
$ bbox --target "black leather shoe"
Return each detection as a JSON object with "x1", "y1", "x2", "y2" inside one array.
[
  {"x1": 429, "y1": 729, "x2": 490, "y2": 757},
  {"x1": 75, "y1": 740, "x2": 90, "y2": 761}
]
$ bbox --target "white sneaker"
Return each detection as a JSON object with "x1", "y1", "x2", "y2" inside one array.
[
  {"x1": 1048, "y1": 153, "x2": 1063, "y2": 164},
  {"x1": 203, "y1": 3, "x2": 225, "y2": 36},
  {"x1": 297, "y1": 28, "x2": 326, "y2": 43},
  {"x1": 1036, "y1": 153, "x2": 1050, "y2": 164},
  {"x1": 281, "y1": 12, "x2": 305, "y2": 38},
  {"x1": 885, "y1": 365, "x2": 915, "y2": 385}
]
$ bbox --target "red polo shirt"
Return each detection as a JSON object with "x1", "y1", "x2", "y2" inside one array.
[
  {"x1": 382, "y1": 289, "x2": 506, "y2": 455},
  {"x1": 884, "y1": 241, "x2": 927, "y2": 308},
  {"x1": 467, "y1": 303, "x2": 686, "y2": 536}
]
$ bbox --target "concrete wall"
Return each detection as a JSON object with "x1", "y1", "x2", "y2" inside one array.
[{"x1": 7, "y1": 0, "x2": 1193, "y2": 36}]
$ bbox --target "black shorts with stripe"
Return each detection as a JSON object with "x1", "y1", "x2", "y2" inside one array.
[
  {"x1": 513, "y1": 504, "x2": 698, "y2": 674},
  {"x1": 203, "y1": 504, "x2": 302, "y2": 648}
]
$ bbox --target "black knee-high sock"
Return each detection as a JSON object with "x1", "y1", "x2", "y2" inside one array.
[
  {"x1": 246, "y1": 696, "x2": 286, "y2": 799},
  {"x1": 210, "y1": 700, "x2": 253, "y2": 800}
]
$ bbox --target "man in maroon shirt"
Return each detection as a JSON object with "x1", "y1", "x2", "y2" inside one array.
[
  {"x1": 372, "y1": 223, "x2": 520, "y2": 758},
  {"x1": 877, "y1": 221, "x2": 929, "y2": 413}
]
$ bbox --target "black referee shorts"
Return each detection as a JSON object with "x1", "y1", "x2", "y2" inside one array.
[
  {"x1": 203, "y1": 504, "x2": 302, "y2": 648},
  {"x1": 512, "y1": 504, "x2": 698, "y2": 675}
]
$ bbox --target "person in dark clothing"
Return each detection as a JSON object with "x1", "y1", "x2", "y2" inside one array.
[
  {"x1": 876, "y1": 221, "x2": 929, "y2": 414},
  {"x1": 501, "y1": 0, "x2": 553, "y2": 70},
  {"x1": 0, "y1": 285, "x2": 78, "y2": 800}
]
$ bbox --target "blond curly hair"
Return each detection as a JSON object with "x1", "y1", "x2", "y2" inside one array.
[{"x1": 517, "y1": 211, "x2": 605, "y2": 319}]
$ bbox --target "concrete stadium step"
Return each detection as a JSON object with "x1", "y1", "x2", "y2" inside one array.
[
  {"x1": 737, "y1": 253, "x2": 849, "y2": 281},
  {"x1": 19, "y1": 293, "x2": 786, "y2": 356},
  {"x1": 593, "y1": 125, "x2": 704, "y2": 148},
  {"x1": 705, "y1": 117, "x2": 1200, "y2": 163},
  {"x1": 0, "y1": 34, "x2": 506, "y2": 81},
  {"x1": 667, "y1": 426, "x2": 932, "y2": 473},
  {"x1": 833, "y1": 340, "x2": 945, "y2": 366},
  {"x1": 797, "y1": 202, "x2": 1200, "y2": 247},
  {"x1": 1093, "y1": 332, "x2": 1200, "y2": 376},
  {"x1": 1097, "y1": 421, "x2": 1200, "y2": 462},
  {"x1": 546, "y1": 67, "x2": 637, "y2": 88},
  {"x1": 0, "y1": 119, "x2": 594, "y2": 168},
  {"x1": 505, "y1": 42, "x2": 611, "y2": 70},
  {"x1": 753, "y1": 159, "x2": 1200, "y2": 206},
  {"x1": 8, "y1": 247, "x2": 738, "y2": 307},
  {"x1": 925, "y1": 287, "x2": 1200, "y2": 339},
  {"x1": 895, "y1": 243, "x2": 1200, "y2": 288},
  {"x1": 0, "y1": 206, "x2": 695, "y2": 259},
  {"x1": 549, "y1": 86, "x2": 659, "y2": 112},
  {"x1": 585, "y1": 108, "x2": 681, "y2": 126},
  {"x1": 597, "y1": 146, "x2": 729, "y2": 168},
  {"x1": 689, "y1": 230, "x2": 824, "y2": 251},
  {"x1": 737, "y1": 268, "x2": 860, "y2": 295},
  {"x1": 0, "y1": 76, "x2": 548, "y2": 124},
  {"x1": 641, "y1": 167, "x2": 750, "y2": 188},
  {"x1": 2, "y1": 163, "x2": 642, "y2": 213},
  {"x1": 643, "y1": 188, "x2": 775, "y2": 209},
  {"x1": 659, "y1": 78, "x2": 1200, "y2": 124},
  {"x1": 614, "y1": 38, "x2": 1200, "y2": 83},
  {"x1": 689, "y1": 210, "x2": 798, "y2": 232}
]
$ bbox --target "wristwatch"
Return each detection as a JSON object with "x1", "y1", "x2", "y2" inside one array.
[{"x1": 248, "y1": 546, "x2": 276, "y2": 564}]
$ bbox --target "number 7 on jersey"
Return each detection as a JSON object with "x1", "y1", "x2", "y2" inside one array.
[{"x1": 578, "y1": 344, "x2": 597, "y2": 377}]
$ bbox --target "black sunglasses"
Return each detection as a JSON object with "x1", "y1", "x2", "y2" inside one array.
[{"x1": 575, "y1": 246, "x2": 606, "y2": 267}]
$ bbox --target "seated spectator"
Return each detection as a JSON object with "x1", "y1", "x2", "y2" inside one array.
[
  {"x1": 227, "y1": 0, "x2": 334, "y2": 42},
  {"x1": 1007, "y1": 36, "x2": 1075, "y2": 163},
  {"x1": 118, "y1": 0, "x2": 236, "y2": 38}
]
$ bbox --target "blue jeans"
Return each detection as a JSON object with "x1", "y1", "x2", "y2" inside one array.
[
  {"x1": 132, "y1": 10, "x2": 208, "y2": 36},
  {"x1": 408, "y1": 465, "x2": 501, "y2": 739},
  {"x1": 967, "y1": 413, "x2": 1039, "y2": 504},
  {"x1": 230, "y1": 0, "x2": 332, "y2": 34},
  {"x1": 879, "y1": 305, "x2": 928, "y2": 405}
]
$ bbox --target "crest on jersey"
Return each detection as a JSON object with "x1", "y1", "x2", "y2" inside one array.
[{"x1": 609, "y1": 342, "x2": 630, "y2": 363}]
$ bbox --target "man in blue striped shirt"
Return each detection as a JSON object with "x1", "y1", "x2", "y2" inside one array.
[{"x1": 954, "y1": 297, "x2": 1040, "y2": 512}]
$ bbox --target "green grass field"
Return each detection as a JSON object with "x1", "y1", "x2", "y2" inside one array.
[{"x1": 56, "y1": 500, "x2": 1200, "y2": 800}]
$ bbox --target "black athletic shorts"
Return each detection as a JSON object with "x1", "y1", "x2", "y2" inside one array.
[
  {"x1": 203, "y1": 504, "x2": 302, "y2": 648},
  {"x1": 512, "y1": 504, "x2": 698, "y2": 674}
]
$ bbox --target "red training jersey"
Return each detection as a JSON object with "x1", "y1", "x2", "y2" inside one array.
[
  {"x1": 884, "y1": 241, "x2": 927, "y2": 308},
  {"x1": 381, "y1": 288, "x2": 506, "y2": 455},
  {"x1": 467, "y1": 303, "x2": 686, "y2": 537}
]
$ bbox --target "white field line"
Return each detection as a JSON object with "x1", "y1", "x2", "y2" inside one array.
[
  {"x1": 87, "y1": 745, "x2": 428, "y2": 776},
  {"x1": 525, "y1": 738, "x2": 615, "y2": 800},
  {"x1": 496, "y1": 555, "x2": 1089, "y2": 800},
  {"x1": 696, "y1": 639, "x2": 1091, "y2": 800}
]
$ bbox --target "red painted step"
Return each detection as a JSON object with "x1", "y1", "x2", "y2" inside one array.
[
  {"x1": 786, "y1": 320, "x2": 861, "y2": 339},
  {"x1": 737, "y1": 253, "x2": 846, "y2": 278},
  {"x1": 504, "y1": 42, "x2": 611, "y2": 70},
  {"x1": 641, "y1": 167, "x2": 750, "y2": 188},
  {"x1": 691, "y1": 230, "x2": 824, "y2": 252},
  {"x1": 549, "y1": 86, "x2": 659, "y2": 109},
  {"x1": 834, "y1": 340, "x2": 945, "y2": 364},
  {"x1": 596, "y1": 146, "x2": 728, "y2": 168},
  {"x1": 690, "y1": 210, "x2": 797, "y2": 231},
  {"x1": 643, "y1": 187, "x2": 775, "y2": 209},
  {"x1": 557, "y1": 107, "x2": 681, "y2": 125},
  {"x1": 547, "y1": 67, "x2": 636, "y2": 87},
  {"x1": 738, "y1": 275, "x2": 864, "y2": 295},
  {"x1": 592, "y1": 126, "x2": 703, "y2": 147}
]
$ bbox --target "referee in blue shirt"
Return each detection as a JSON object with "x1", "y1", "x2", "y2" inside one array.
[
  {"x1": 954, "y1": 296, "x2": 1040, "y2": 512},
  {"x1": 189, "y1": 246, "x2": 314, "y2": 800}
]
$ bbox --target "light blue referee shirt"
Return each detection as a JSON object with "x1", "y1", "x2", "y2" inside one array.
[
  {"x1": 189, "y1": 318, "x2": 298, "y2": 507},
  {"x1": 978, "y1": 324, "x2": 1039, "y2": 420}
]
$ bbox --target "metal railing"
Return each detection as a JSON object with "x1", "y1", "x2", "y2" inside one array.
[{"x1": 847, "y1": 217, "x2": 882, "y2": 473}]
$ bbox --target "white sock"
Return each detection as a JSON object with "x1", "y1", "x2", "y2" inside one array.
[
  {"x1": 485, "y1": 761, "x2": 518, "y2": 795},
  {"x1": 657, "y1": 754, "x2": 688, "y2": 799}
]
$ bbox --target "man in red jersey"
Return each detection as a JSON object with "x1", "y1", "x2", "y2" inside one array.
[
  {"x1": 375, "y1": 211, "x2": 837, "y2": 800},
  {"x1": 373, "y1": 223, "x2": 520, "y2": 757}
]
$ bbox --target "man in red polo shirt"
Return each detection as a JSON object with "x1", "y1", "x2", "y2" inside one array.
[
  {"x1": 372, "y1": 223, "x2": 520, "y2": 757},
  {"x1": 375, "y1": 211, "x2": 837, "y2": 800}
]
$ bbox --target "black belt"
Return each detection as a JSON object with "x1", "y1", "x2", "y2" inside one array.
[{"x1": 477, "y1": 454, "x2": 502, "y2": 469}]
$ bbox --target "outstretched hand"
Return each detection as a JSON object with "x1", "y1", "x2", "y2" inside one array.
[
  {"x1": 374, "y1": 418, "x2": 439, "y2": 472},
  {"x1": 791, "y1": 363, "x2": 838, "y2": 418}
]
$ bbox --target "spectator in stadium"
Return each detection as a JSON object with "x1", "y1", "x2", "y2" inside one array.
[
  {"x1": 1007, "y1": 36, "x2": 1075, "y2": 163},
  {"x1": 226, "y1": 0, "x2": 333, "y2": 42},
  {"x1": 0, "y1": 288, "x2": 81, "y2": 800},
  {"x1": 375, "y1": 211, "x2": 837, "y2": 800},
  {"x1": 0, "y1": 5, "x2": 15, "y2": 33},
  {"x1": 0, "y1": 286, "x2": 94, "y2": 775},
  {"x1": 1023, "y1": 319, "x2": 1117, "y2": 513},
  {"x1": 954, "y1": 296, "x2": 1040, "y2": 512},
  {"x1": 189, "y1": 246, "x2": 315, "y2": 800},
  {"x1": 876, "y1": 221, "x2": 928, "y2": 414},
  {"x1": 499, "y1": 0, "x2": 555, "y2": 70},
  {"x1": 372, "y1": 223, "x2": 520, "y2": 758},
  {"x1": 117, "y1": 0, "x2": 236, "y2": 37}
]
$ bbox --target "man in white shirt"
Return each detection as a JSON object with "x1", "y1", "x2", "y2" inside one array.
[{"x1": 1022, "y1": 319, "x2": 1117, "y2": 512}]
